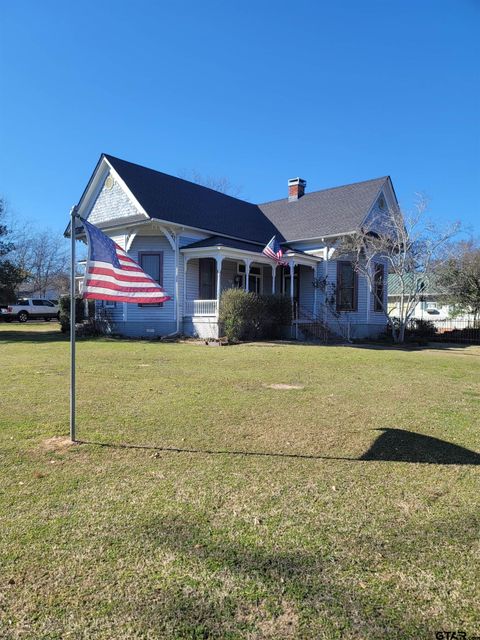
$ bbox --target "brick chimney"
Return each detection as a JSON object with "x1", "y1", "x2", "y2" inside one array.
[{"x1": 288, "y1": 177, "x2": 306, "y2": 201}]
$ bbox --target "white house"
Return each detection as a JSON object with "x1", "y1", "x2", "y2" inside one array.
[{"x1": 71, "y1": 154, "x2": 398, "y2": 340}]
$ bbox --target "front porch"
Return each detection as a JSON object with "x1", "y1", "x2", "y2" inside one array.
[{"x1": 181, "y1": 239, "x2": 321, "y2": 338}]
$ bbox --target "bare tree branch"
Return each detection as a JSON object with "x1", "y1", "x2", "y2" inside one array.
[
  {"x1": 177, "y1": 169, "x2": 243, "y2": 198},
  {"x1": 11, "y1": 229, "x2": 69, "y2": 297},
  {"x1": 338, "y1": 196, "x2": 461, "y2": 343}
]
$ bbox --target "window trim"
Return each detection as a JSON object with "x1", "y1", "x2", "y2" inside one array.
[
  {"x1": 336, "y1": 261, "x2": 358, "y2": 312},
  {"x1": 373, "y1": 262, "x2": 385, "y2": 312},
  {"x1": 138, "y1": 251, "x2": 164, "y2": 307}
]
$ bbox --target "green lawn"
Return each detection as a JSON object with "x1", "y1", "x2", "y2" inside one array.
[{"x1": 1, "y1": 323, "x2": 479, "y2": 639}]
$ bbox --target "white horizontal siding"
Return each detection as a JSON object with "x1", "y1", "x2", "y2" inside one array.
[
  {"x1": 124, "y1": 235, "x2": 176, "y2": 322},
  {"x1": 298, "y1": 264, "x2": 316, "y2": 313},
  {"x1": 185, "y1": 258, "x2": 200, "y2": 302},
  {"x1": 220, "y1": 260, "x2": 237, "y2": 291}
]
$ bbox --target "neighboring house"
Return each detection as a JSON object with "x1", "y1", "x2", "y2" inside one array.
[
  {"x1": 388, "y1": 274, "x2": 475, "y2": 324},
  {"x1": 17, "y1": 288, "x2": 59, "y2": 301},
  {"x1": 17, "y1": 274, "x2": 69, "y2": 302},
  {"x1": 70, "y1": 154, "x2": 398, "y2": 340}
]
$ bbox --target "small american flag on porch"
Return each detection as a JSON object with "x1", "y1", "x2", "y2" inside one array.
[
  {"x1": 262, "y1": 235, "x2": 286, "y2": 265},
  {"x1": 81, "y1": 218, "x2": 171, "y2": 304}
]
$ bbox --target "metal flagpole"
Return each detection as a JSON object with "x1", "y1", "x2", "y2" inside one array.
[{"x1": 70, "y1": 206, "x2": 78, "y2": 442}]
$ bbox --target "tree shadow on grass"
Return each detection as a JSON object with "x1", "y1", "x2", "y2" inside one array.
[
  {"x1": 80, "y1": 428, "x2": 480, "y2": 466},
  {"x1": 359, "y1": 428, "x2": 480, "y2": 465},
  {"x1": 347, "y1": 341, "x2": 478, "y2": 352},
  {"x1": 0, "y1": 326, "x2": 66, "y2": 343}
]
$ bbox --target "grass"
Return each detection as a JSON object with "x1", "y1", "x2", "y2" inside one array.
[{"x1": 0, "y1": 322, "x2": 479, "y2": 639}]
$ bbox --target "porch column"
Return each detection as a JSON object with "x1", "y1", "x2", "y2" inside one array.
[
  {"x1": 271, "y1": 264, "x2": 276, "y2": 294},
  {"x1": 244, "y1": 259, "x2": 252, "y2": 291},
  {"x1": 366, "y1": 263, "x2": 372, "y2": 325},
  {"x1": 183, "y1": 256, "x2": 190, "y2": 318},
  {"x1": 174, "y1": 233, "x2": 179, "y2": 329},
  {"x1": 289, "y1": 260, "x2": 295, "y2": 302},
  {"x1": 312, "y1": 265, "x2": 317, "y2": 317},
  {"x1": 323, "y1": 245, "x2": 329, "y2": 324},
  {"x1": 215, "y1": 255, "x2": 223, "y2": 319}
]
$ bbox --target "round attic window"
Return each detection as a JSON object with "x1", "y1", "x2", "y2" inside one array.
[{"x1": 105, "y1": 175, "x2": 114, "y2": 190}]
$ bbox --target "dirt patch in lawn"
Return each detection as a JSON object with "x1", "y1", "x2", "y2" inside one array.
[
  {"x1": 40, "y1": 436, "x2": 74, "y2": 453},
  {"x1": 238, "y1": 599, "x2": 299, "y2": 638},
  {"x1": 263, "y1": 383, "x2": 305, "y2": 390}
]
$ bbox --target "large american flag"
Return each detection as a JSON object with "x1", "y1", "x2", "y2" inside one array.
[
  {"x1": 81, "y1": 218, "x2": 171, "y2": 304},
  {"x1": 262, "y1": 235, "x2": 286, "y2": 265}
]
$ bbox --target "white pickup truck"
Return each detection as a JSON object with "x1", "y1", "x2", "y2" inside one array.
[{"x1": 0, "y1": 298, "x2": 60, "y2": 323}]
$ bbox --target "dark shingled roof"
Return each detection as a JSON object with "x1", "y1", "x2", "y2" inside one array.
[
  {"x1": 181, "y1": 235, "x2": 311, "y2": 256},
  {"x1": 258, "y1": 177, "x2": 388, "y2": 241},
  {"x1": 181, "y1": 236, "x2": 266, "y2": 253},
  {"x1": 104, "y1": 155, "x2": 279, "y2": 244},
  {"x1": 103, "y1": 154, "x2": 390, "y2": 243}
]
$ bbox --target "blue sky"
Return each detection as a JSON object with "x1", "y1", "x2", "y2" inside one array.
[{"x1": 1, "y1": 0, "x2": 478, "y2": 235}]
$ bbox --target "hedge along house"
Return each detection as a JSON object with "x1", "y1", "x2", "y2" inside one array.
[{"x1": 71, "y1": 154, "x2": 398, "y2": 340}]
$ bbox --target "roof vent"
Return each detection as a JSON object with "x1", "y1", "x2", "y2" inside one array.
[{"x1": 288, "y1": 177, "x2": 306, "y2": 201}]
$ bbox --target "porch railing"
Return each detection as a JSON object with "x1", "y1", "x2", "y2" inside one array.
[{"x1": 184, "y1": 299, "x2": 218, "y2": 317}]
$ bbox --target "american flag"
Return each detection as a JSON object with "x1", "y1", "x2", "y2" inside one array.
[
  {"x1": 80, "y1": 218, "x2": 171, "y2": 304},
  {"x1": 262, "y1": 235, "x2": 286, "y2": 265}
]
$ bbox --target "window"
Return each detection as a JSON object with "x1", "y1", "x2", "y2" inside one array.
[
  {"x1": 237, "y1": 263, "x2": 262, "y2": 294},
  {"x1": 373, "y1": 263, "x2": 385, "y2": 312},
  {"x1": 138, "y1": 252, "x2": 164, "y2": 307},
  {"x1": 32, "y1": 299, "x2": 54, "y2": 307},
  {"x1": 336, "y1": 262, "x2": 357, "y2": 311},
  {"x1": 199, "y1": 258, "x2": 216, "y2": 299}
]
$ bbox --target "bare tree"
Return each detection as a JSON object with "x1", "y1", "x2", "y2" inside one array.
[
  {"x1": 12, "y1": 229, "x2": 69, "y2": 297},
  {"x1": 178, "y1": 169, "x2": 243, "y2": 198},
  {"x1": 339, "y1": 196, "x2": 460, "y2": 343},
  {"x1": 436, "y1": 239, "x2": 480, "y2": 324}
]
